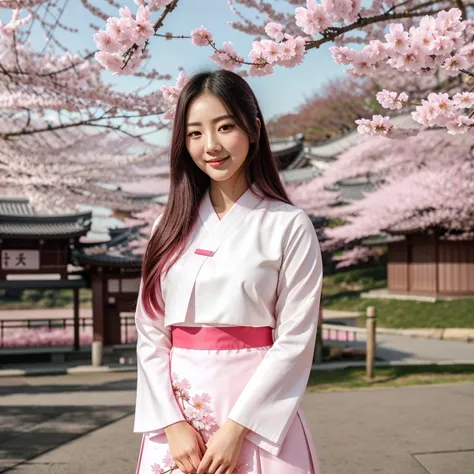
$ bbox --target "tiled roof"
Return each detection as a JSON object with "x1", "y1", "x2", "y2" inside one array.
[
  {"x1": 327, "y1": 180, "x2": 377, "y2": 202},
  {"x1": 0, "y1": 197, "x2": 92, "y2": 238},
  {"x1": 0, "y1": 197, "x2": 35, "y2": 216},
  {"x1": 73, "y1": 227, "x2": 143, "y2": 267},
  {"x1": 0, "y1": 220, "x2": 92, "y2": 238},
  {"x1": 280, "y1": 166, "x2": 321, "y2": 184}
]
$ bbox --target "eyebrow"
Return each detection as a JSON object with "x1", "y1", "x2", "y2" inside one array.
[{"x1": 187, "y1": 114, "x2": 235, "y2": 127}]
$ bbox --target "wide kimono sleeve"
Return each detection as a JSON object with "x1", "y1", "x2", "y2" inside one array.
[
  {"x1": 227, "y1": 210, "x2": 323, "y2": 456},
  {"x1": 133, "y1": 216, "x2": 185, "y2": 434}
]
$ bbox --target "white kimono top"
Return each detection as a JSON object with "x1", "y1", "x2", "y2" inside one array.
[{"x1": 134, "y1": 184, "x2": 323, "y2": 456}]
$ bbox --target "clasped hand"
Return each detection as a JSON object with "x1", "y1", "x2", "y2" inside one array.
[{"x1": 196, "y1": 420, "x2": 248, "y2": 474}]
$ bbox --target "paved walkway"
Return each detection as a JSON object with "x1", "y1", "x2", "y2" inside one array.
[
  {"x1": 1, "y1": 372, "x2": 473, "y2": 473},
  {"x1": 329, "y1": 332, "x2": 474, "y2": 364}
]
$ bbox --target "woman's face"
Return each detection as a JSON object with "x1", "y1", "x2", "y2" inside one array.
[{"x1": 185, "y1": 92, "x2": 251, "y2": 184}]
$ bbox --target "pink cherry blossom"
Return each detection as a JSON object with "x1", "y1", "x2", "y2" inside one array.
[
  {"x1": 334, "y1": 247, "x2": 381, "y2": 269},
  {"x1": 363, "y1": 40, "x2": 387, "y2": 62},
  {"x1": 329, "y1": 46, "x2": 356, "y2": 65},
  {"x1": 376, "y1": 90, "x2": 409, "y2": 110},
  {"x1": 150, "y1": 463, "x2": 164, "y2": 474},
  {"x1": 134, "y1": 6, "x2": 154, "y2": 45},
  {"x1": 441, "y1": 54, "x2": 468, "y2": 75},
  {"x1": 248, "y1": 61, "x2": 274, "y2": 77},
  {"x1": 147, "y1": 0, "x2": 174, "y2": 10},
  {"x1": 210, "y1": 42, "x2": 243, "y2": 71},
  {"x1": 93, "y1": 30, "x2": 122, "y2": 54},
  {"x1": 355, "y1": 115, "x2": 391, "y2": 136},
  {"x1": 191, "y1": 26, "x2": 212, "y2": 46},
  {"x1": 255, "y1": 39, "x2": 280, "y2": 64},
  {"x1": 445, "y1": 114, "x2": 474, "y2": 134},
  {"x1": 94, "y1": 51, "x2": 124, "y2": 74},
  {"x1": 161, "y1": 452, "x2": 173, "y2": 467},
  {"x1": 119, "y1": 6, "x2": 132, "y2": 19},
  {"x1": 385, "y1": 24, "x2": 410, "y2": 54},
  {"x1": 452, "y1": 92, "x2": 474, "y2": 108},
  {"x1": 160, "y1": 70, "x2": 189, "y2": 120},
  {"x1": 322, "y1": 0, "x2": 361, "y2": 23},
  {"x1": 351, "y1": 50, "x2": 377, "y2": 75},
  {"x1": 0, "y1": 8, "x2": 32, "y2": 38},
  {"x1": 265, "y1": 22, "x2": 284, "y2": 42},
  {"x1": 295, "y1": 0, "x2": 332, "y2": 36}
]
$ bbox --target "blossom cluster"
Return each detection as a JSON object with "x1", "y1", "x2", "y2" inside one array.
[
  {"x1": 333, "y1": 247, "x2": 383, "y2": 269},
  {"x1": 330, "y1": 9, "x2": 468, "y2": 77},
  {"x1": 93, "y1": 1, "x2": 173, "y2": 75},
  {"x1": 356, "y1": 90, "x2": 474, "y2": 136},
  {"x1": 159, "y1": 71, "x2": 189, "y2": 120},
  {"x1": 328, "y1": 8, "x2": 474, "y2": 135},
  {"x1": 0, "y1": 8, "x2": 31, "y2": 38},
  {"x1": 191, "y1": 22, "x2": 307, "y2": 77},
  {"x1": 295, "y1": 0, "x2": 362, "y2": 34},
  {"x1": 293, "y1": 126, "x2": 474, "y2": 250},
  {"x1": 171, "y1": 373, "x2": 217, "y2": 442}
]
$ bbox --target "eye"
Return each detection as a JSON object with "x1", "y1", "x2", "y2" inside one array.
[
  {"x1": 219, "y1": 123, "x2": 235, "y2": 132},
  {"x1": 187, "y1": 130, "x2": 201, "y2": 138}
]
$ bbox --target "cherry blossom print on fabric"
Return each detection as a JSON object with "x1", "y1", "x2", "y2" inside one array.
[{"x1": 147, "y1": 373, "x2": 249, "y2": 474}]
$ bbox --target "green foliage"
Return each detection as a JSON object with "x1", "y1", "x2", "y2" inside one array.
[
  {"x1": 323, "y1": 265, "x2": 474, "y2": 328},
  {"x1": 0, "y1": 288, "x2": 92, "y2": 309},
  {"x1": 307, "y1": 365, "x2": 474, "y2": 391},
  {"x1": 327, "y1": 218, "x2": 345, "y2": 228}
]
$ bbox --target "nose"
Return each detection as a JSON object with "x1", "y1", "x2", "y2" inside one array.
[{"x1": 204, "y1": 131, "x2": 222, "y2": 154}]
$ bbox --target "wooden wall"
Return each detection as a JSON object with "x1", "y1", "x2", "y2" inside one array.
[{"x1": 387, "y1": 235, "x2": 474, "y2": 296}]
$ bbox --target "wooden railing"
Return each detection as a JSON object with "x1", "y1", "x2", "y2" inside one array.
[{"x1": 321, "y1": 306, "x2": 377, "y2": 378}]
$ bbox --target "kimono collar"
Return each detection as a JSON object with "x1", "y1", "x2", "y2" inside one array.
[{"x1": 199, "y1": 183, "x2": 263, "y2": 235}]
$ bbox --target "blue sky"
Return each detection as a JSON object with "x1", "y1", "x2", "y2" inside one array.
[{"x1": 3, "y1": 1, "x2": 346, "y2": 143}]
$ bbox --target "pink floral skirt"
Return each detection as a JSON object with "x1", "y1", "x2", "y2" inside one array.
[{"x1": 136, "y1": 326, "x2": 319, "y2": 474}]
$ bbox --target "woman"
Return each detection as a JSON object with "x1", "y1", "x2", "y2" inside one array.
[{"x1": 134, "y1": 69, "x2": 322, "y2": 474}]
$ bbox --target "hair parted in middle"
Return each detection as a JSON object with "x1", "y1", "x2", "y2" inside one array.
[{"x1": 141, "y1": 69, "x2": 293, "y2": 318}]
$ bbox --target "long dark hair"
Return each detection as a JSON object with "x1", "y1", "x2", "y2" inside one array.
[{"x1": 141, "y1": 69, "x2": 293, "y2": 318}]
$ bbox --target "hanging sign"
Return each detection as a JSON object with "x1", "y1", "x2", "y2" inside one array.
[{"x1": 1, "y1": 250, "x2": 40, "y2": 270}]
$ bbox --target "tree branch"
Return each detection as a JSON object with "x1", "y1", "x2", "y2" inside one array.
[{"x1": 306, "y1": 8, "x2": 466, "y2": 51}]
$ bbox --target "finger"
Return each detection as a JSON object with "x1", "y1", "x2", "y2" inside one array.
[
  {"x1": 181, "y1": 457, "x2": 195, "y2": 474},
  {"x1": 207, "y1": 458, "x2": 222, "y2": 474},
  {"x1": 196, "y1": 454, "x2": 212, "y2": 474},
  {"x1": 196, "y1": 434, "x2": 207, "y2": 456},
  {"x1": 189, "y1": 450, "x2": 202, "y2": 471},
  {"x1": 215, "y1": 464, "x2": 228, "y2": 474},
  {"x1": 175, "y1": 460, "x2": 187, "y2": 473}
]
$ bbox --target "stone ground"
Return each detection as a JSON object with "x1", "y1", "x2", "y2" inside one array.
[{"x1": 1, "y1": 372, "x2": 473, "y2": 473}]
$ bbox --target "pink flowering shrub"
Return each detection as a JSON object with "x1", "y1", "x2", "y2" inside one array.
[{"x1": 2, "y1": 325, "x2": 138, "y2": 348}]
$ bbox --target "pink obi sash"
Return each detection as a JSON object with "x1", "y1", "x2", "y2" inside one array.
[{"x1": 171, "y1": 326, "x2": 273, "y2": 350}]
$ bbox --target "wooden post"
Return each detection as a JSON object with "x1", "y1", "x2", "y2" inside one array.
[
  {"x1": 91, "y1": 269, "x2": 105, "y2": 367},
  {"x1": 73, "y1": 287, "x2": 80, "y2": 351},
  {"x1": 366, "y1": 306, "x2": 376, "y2": 379}
]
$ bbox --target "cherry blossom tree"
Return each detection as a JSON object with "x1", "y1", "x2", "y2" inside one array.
[
  {"x1": 90, "y1": 0, "x2": 474, "y2": 137},
  {"x1": 290, "y1": 127, "x2": 474, "y2": 262},
  {"x1": 0, "y1": 1, "x2": 170, "y2": 212}
]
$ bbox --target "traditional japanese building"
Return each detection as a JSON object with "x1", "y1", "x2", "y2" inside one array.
[
  {"x1": 0, "y1": 133, "x2": 328, "y2": 361},
  {"x1": 0, "y1": 197, "x2": 92, "y2": 349},
  {"x1": 71, "y1": 226, "x2": 143, "y2": 347},
  {"x1": 364, "y1": 230, "x2": 474, "y2": 298}
]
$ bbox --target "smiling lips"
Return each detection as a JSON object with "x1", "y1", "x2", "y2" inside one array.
[
  {"x1": 206, "y1": 156, "x2": 229, "y2": 163},
  {"x1": 207, "y1": 156, "x2": 229, "y2": 168}
]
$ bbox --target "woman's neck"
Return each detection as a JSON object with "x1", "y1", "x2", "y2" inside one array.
[{"x1": 209, "y1": 175, "x2": 248, "y2": 215}]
